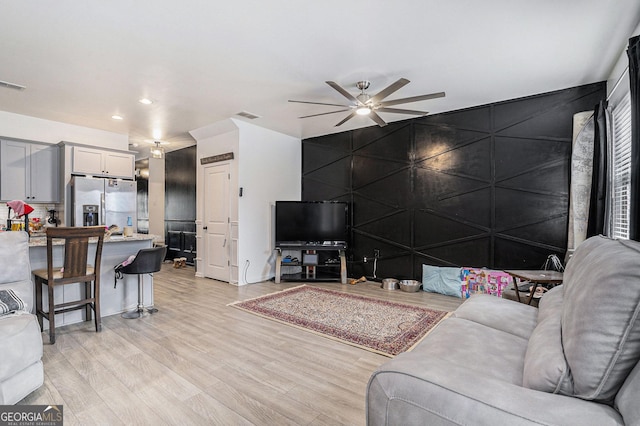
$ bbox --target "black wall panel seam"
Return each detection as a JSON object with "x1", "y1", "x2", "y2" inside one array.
[{"x1": 494, "y1": 234, "x2": 565, "y2": 252}]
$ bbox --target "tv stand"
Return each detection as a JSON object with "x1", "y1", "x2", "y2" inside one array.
[{"x1": 275, "y1": 245, "x2": 347, "y2": 284}]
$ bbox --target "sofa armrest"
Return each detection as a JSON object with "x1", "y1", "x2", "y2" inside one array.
[{"x1": 367, "y1": 358, "x2": 623, "y2": 426}]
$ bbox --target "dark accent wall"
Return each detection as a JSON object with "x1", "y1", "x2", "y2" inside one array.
[
  {"x1": 302, "y1": 82, "x2": 606, "y2": 280},
  {"x1": 165, "y1": 145, "x2": 197, "y2": 264},
  {"x1": 135, "y1": 159, "x2": 149, "y2": 233}
]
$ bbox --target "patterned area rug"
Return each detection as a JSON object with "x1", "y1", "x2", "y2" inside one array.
[{"x1": 229, "y1": 285, "x2": 449, "y2": 357}]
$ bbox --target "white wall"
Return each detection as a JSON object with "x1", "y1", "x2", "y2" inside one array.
[
  {"x1": 0, "y1": 111, "x2": 128, "y2": 150},
  {"x1": 190, "y1": 119, "x2": 301, "y2": 284},
  {"x1": 191, "y1": 120, "x2": 240, "y2": 278},
  {"x1": 234, "y1": 119, "x2": 301, "y2": 284}
]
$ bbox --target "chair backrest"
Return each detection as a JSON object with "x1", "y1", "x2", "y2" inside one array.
[
  {"x1": 45, "y1": 226, "x2": 105, "y2": 283},
  {"x1": 120, "y1": 246, "x2": 167, "y2": 275}
]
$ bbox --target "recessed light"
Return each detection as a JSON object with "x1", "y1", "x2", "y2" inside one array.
[
  {"x1": 111, "y1": 115, "x2": 124, "y2": 120},
  {"x1": 139, "y1": 98, "x2": 153, "y2": 105}
]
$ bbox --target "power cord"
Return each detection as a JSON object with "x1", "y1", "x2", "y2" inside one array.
[{"x1": 243, "y1": 259, "x2": 250, "y2": 284}]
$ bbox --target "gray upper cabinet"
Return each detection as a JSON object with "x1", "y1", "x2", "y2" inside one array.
[
  {"x1": 72, "y1": 146, "x2": 134, "y2": 179},
  {"x1": 0, "y1": 139, "x2": 60, "y2": 203}
]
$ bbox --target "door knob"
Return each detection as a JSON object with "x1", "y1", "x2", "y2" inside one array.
[{"x1": 203, "y1": 226, "x2": 208, "y2": 230}]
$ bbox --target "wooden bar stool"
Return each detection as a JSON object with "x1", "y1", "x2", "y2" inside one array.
[{"x1": 33, "y1": 226, "x2": 105, "y2": 344}]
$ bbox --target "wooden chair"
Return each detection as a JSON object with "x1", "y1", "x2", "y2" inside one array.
[{"x1": 34, "y1": 226, "x2": 105, "y2": 344}]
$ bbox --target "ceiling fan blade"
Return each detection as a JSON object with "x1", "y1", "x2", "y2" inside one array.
[
  {"x1": 299, "y1": 109, "x2": 351, "y2": 119},
  {"x1": 288, "y1": 100, "x2": 350, "y2": 108},
  {"x1": 369, "y1": 111, "x2": 387, "y2": 127},
  {"x1": 326, "y1": 81, "x2": 359, "y2": 104},
  {"x1": 369, "y1": 78, "x2": 410, "y2": 104},
  {"x1": 377, "y1": 107, "x2": 429, "y2": 116},
  {"x1": 335, "y1": 111, "x2": 357, "y2": 127},
  {"x1": 379, "y1": 92, "x2": 446, "y2": 107}
]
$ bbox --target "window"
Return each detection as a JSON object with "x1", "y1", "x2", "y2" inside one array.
[{"x1": 611, "y1": 93, "x2": 632, "y2": 239}]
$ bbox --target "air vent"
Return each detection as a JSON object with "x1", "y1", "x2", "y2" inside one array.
[
  {"x1": 0, "y1": 80, "x2": 26, "y2": 91},
  {"x1": 236, "y1": 111, "x2": 261, "y2": 120}
]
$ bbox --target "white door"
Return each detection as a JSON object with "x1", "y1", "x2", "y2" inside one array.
[{"x1": 203, "y1": 163, "x2": 230, "y2": 281}]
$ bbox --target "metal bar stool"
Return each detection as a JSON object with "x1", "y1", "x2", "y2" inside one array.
[
  {"x1": 33, "y1": 226, "x2": 105, "y2": 344},
  {"x1": 117, "y1": 246, "x2": 166, "y2": 319}
]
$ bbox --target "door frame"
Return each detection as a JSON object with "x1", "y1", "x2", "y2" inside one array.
[{"x1": 201, "y1": 161, "x2": 231, "y2": 282}]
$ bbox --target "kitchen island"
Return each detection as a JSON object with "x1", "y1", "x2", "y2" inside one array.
[{"x1": 28, "y1": 233, "x2": 159, "y2": 328}]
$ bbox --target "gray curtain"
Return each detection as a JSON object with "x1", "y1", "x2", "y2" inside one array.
[
  {"x1": 587, "y1": 100, "x2": 612, "y2": 237},
  {"x1": 628, "y1": 35, "x2": 640, "y2": 240}
]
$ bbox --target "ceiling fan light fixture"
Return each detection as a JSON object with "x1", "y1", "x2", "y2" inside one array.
[
  {"x1": 356, "y1": 106, "x2": 371, "y2": 116},
  {"x1": 151, "y1": 141, "x2": 165, "y2": 159}
]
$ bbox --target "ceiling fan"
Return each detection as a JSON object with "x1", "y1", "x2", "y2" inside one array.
[{"x1": 289, "y1": 78, "x2": 445, "y2": 127}]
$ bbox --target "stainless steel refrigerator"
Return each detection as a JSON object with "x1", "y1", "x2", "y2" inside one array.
[{"x1": 70, "y1": 176, "x2": 136, "y2": 232}]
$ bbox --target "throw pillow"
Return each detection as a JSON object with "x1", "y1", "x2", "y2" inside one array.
[
  {"x1": 0, "y1": 289, "x2": 26, "y2": 316},
  {"x1": 422, "y1": 265, "x2": 462, "y2": 298}
]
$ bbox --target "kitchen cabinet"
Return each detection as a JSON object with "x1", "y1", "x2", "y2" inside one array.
[
  {"x1": 0, "y1": 139, "x2": 60, "y2": 203},
  {"x1": 72, "y1": 146, "x2": 135, "y2": 179}
]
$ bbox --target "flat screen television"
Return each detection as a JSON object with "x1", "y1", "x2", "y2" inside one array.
[{"x1": 275, "y1": 201, "x2": 348, "y2": 247}]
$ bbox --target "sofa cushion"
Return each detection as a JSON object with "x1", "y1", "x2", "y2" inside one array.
[
  {"x1": 0, "y1": 314, "x2": 43, "y2": 383},
  {"x1": 0, "y1": 232, "x2": 33, "y2": 311},
  {"x1": 522, "y1": 285, "x2": 573, "y2": 393},
  {"x1": 561, "y1": 236, "x2": 640, "y2": 403},
  {"x1": 452, "y1": 294, "x2": 538, "y2": 340}
]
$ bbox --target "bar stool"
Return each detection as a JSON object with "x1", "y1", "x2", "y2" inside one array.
[
  {"x1": 117, "y1": 246, "x2": 166, "y2": 319},
  {"x1": 33, "y1": 226, "x2": 105, "y2": 344}
]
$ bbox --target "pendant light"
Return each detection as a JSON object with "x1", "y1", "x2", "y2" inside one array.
[{"x1": 150, "y1": 141, "x2": 165, "y2": 159}]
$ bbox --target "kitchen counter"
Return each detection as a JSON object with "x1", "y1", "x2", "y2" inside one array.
[
  {"x1": 28, "y1": 233, "x2": 161, "y2": 329},
  {"x1": 28, "y1": 232, "x2": 156, "y2": 246}
]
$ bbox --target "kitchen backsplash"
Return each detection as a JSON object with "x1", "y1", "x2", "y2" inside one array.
[{"x1": 0, "y1": 203, "x2": 61, "y2": 228}]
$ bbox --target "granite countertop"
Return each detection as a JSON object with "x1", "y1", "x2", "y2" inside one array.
[{"x1": 28, "y1": 233, "x2": 157, "y2": 247}]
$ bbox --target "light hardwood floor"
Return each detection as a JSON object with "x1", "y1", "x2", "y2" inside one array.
[{"x1": 21, "y1": 265, "x2": 463, "y2": 425}]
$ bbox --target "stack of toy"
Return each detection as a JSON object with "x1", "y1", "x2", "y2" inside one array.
[{"x1": 460, "y1": 268, "x2": 513, "y2": 299}]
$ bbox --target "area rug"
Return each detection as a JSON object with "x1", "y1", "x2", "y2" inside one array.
[{"x1": 228, "y1": 285, "x2": 449, "y2": 357}]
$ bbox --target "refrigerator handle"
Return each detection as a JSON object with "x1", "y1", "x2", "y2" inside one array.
[{"x1": 100, "y1": 192, "x2": 106, "y2": 226}]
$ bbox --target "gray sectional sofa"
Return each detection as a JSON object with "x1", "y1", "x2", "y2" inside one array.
[
  {"x1": 0, "y1": 231, "x2": 44, "y2": 404},
  {"x1": 367, "y1": 235, "x2": 640, "y2": 425}
]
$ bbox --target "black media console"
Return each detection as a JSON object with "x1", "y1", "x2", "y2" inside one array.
[{"x1": 274, "y1": 243, "x2": 347, "y2": 284}]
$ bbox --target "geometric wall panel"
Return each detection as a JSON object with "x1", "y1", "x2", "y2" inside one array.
[
  {"x1": 352, "y1": 155, "x2": 408, "y2": 189},
  {"x1": 354, "y1": 124, "x2": 413, "y2": 161},
  {"x1": 497, "y1": 215, "x2": 568, "y2": 249},
  {"x1": 303, "y1": 142, "x2": 350, "y2": 173},
  {"x1": 302, "y1": 176, "x2": 349, "y2": 201},
  {"x1": 356, "y1": 169, "x2": 412, "y2": 209},
  {"x1": 302, "y1": 82, "x2": 606, "y2": 280},
  {"x1": 497, "y1": 162, "x2": 569, "y2": 194},
  {"x1": 494, "y1": 187, "x2": 567, "y2": 231},
  {"x1": 356, "y1": 210, "x2": 412, "y2": 246},
  {"x1": 432, "y1": 187, "x2": 492, "y2": 227},
  {"x1": 414, "y1": 210, "x2": 487, "y2": 247},
  {"x1": 414, "y1": 124, "x2": 490, "y2": 158},
  {"x1": 418, "y1": 137, "x2": 492, "y2": 181},
  {"x1": 413, "y1": 168, "x2": 490, "y2": 207},
  {"x1": 352, "y1": 194, "x2": 402, "y2": 225},
  {"x1": 415, "y1": 237, "x2": 492, "y2": 269},
  {"x1": 303, "y1": 156, "x2": 352, "y2": 190},
  {"x1": 494, "y1": 136, "x2": 570, "y2": 181}
]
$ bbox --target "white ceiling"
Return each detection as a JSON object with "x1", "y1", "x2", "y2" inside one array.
[{"x1": 1, "y1": 1, "x2": 640, "y2": 156}]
